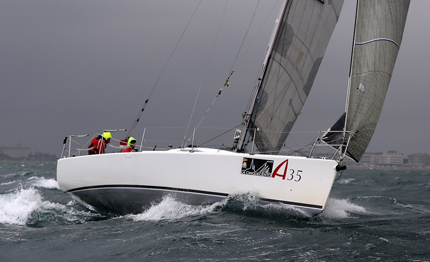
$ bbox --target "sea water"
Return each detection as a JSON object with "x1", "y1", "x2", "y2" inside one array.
[{"x1": 0, "y1": 162, "x2": 429, "y2": 261}]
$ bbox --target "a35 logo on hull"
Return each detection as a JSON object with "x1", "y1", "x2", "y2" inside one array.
[{"x1": 241, "y1": 158, "x2": 302, "y2": 181}]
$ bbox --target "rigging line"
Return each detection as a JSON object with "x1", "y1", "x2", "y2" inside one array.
[
  {"x1": 189, "y1": 0, "x2": 265, "y2": 143},
  {"x1": 126, "y1": 0, "x2": 203, "y2": 139},
  {"x1": 198, "y1": 124, "x2": 241, "y2": 147},
  {"x1": 227, "y1": 0, "x2": 261, "y2": 76},
  {"x1": 216, "y1": 0, "x2": 263, "y2": 91},
  {"x1": 343, "y1": 0, "x2": 360, "y2": 139},
  {"x1": 235, "y1": 0, "x2": 281, "y2": 80},
  {"x1": 284, "y1": 141, "x2": 315, "y2": 156},
  {"x1": 193, "y1": 85, "x2": 224, "y2": 132},
  {"x1": 285, "y1": 132, "x2": 302, "y2": 151},
  {"x1": 241, "y1": 0, "x2": 282, "y2": 111},
  {"x1": 239, "y1": 0, "x2": 289, "y2": 151},
  {"x1": 181, "y1": 0, "x2": 230, "y2": 148}
]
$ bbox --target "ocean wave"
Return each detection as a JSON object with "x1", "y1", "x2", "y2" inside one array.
[
  {"x1": 337, "y1": 178, "x2": 355, "y2": 184},
  {"x1": 225, "y1": 192, "x2": 311, "y2": 218},
  {"x1": 28, "y1": 176, "x2": 59, "y2": 189},
  {"x1": 0, "y1": 188, "x2": 42, "y2": 225},
  {"x1": 0, "y1": 180, "x2": 18, "y2": 186},
  {"x1": 127, "y1": 195, "x2": 221, "y2": 221},
  {"x1": 2, "y1": 171, "x2": 29, "y2": 178},
  {"x1": 0, "y1": 187, "x2": 100, "y2": 226},
  {"x1": 127, "y1": 192, "x2": 312, "y2": 222},
  {"x1": 322, "y1": 198, "x2": 367, "y2": 219}
]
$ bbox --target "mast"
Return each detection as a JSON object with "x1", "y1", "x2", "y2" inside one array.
[{"x1": 236, "y1": 0, "x2": 289, "y2": 152}]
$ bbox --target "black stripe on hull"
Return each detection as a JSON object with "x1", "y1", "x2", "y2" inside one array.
[{"x1": 69, "y1": 184, "x2": 229, "y2": 198}]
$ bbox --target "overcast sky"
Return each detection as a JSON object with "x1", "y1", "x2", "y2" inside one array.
[{"x1": 1, "y1": 0, "x2": 429, "y2": 157}]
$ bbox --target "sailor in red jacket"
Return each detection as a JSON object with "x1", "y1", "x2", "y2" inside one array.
[
  {"x1": 88, "y1": 132, "x2": 112, "y2": 154},
  {"x1": 88, "y1": 135, "x2": 101, "y2": 155},
  {"x1": 122, "y1": 137, "x2": 137, "y2": 152},
  {"x1": 97, "y1": 132, "x2": 112, "y2": 154}
]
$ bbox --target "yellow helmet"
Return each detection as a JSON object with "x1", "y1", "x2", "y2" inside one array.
[
  {"x1": 128, "y1": 137, "x2": 137, "y2": 146},
  {"x1": 102, "y1": 132, "x2": 112, "y2": 140}
]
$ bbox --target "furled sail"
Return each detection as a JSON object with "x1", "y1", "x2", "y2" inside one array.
[
  {"x1": 244, "y1": 0, "x2": 344, "y2": 154},
  {"x1": 323, "y1": 0, "x2": 410, "y2": 162}
]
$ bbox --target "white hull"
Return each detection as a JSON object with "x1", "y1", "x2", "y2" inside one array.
[{"x1": 57, "y1": 148, "x2": 339, "y2": 216}]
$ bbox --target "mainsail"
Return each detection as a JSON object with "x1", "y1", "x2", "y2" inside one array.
[
  {"x1": 323, "y1": 0, "x2": 410, "y2": 162},
  {"x1": 240, "y1": 0, "x2": 344, "y2": 154}
]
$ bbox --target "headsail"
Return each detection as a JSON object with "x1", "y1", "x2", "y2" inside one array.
[
  {"x1": 240, "y1": 0, "x2": 344, "y2": 154},
  {"x1": 323, "y1": 0, "x2": 410, "y2": 162}
]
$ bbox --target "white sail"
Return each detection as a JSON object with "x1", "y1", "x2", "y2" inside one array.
[
  {"x1": 324, "y1": 0, "x2": 410, "y2": 162},
  {"x1": 243, "y1": 0, "x2": 344, "y2": 154}
]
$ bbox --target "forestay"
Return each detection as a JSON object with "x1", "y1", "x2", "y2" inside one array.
[
  {"x1": 324, "y1": 0, "x2": 410, "y2": 162},
  {"x1": 244, "y1": 0, "x2": 344, "y2": 154}
]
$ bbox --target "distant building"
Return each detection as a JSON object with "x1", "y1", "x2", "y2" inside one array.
[
  {"x1": 0, "y1": 146, "x2": 30, "y2": 159},
  {"x1": 378, "y1": 150, "x2": 404, "y2": 165},
  {"x1": 360, "y1": 152, "x2": 383, "y2": 165},
  {"x1": 408, "y1": 153, "x2": 430, "y2": 166},
  {"x1": 359, "y1": 151, "x2": 404, "y2": 166},
  {"x1": 28, "y1": 152, "x2": 57, "y2": 162}
]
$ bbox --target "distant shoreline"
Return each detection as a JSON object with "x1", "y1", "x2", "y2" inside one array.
[
  {"x1": 347, "y1": 165, "x2": 430, "y2": 170},
  {"x1": 0, "y1": 159, "x2": 57, "y2": 163}
]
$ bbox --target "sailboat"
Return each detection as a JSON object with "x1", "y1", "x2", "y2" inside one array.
[{"x1": 57, "y1": 0, "x2": 410, "y2": 216}]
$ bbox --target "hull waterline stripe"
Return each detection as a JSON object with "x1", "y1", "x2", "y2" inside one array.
[
  {"x1": 68, "y1": 184, "x2": 229, "y2": 197},
  {"x1": 67, "y1": 184, "x2": 323, "y2": 210}
]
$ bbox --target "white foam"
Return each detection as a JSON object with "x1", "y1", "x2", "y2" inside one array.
[
  {"x1": 128, "y1": 193, "x2": 369, "y2": 221},
  {"x1": 128, "y1": 192, "x2": 315, "y2": 221},
  {"x1": 337, "y1": 178, "x2": 355, "y2": 184},
  {"x1": 0, "y1": 188, "x2": 42, "y2": 225},
  {"x1": 0, "y1": 180, "x2": 18, "y2": 186},
  {"x1": 229, "y1": 191, "x2": 312, "y2": 217},
  {"x1": 0, "y1": 187, "x2": 99, "y2": 226},
  {"x1": 322, "y1": 198, "x2": 367, "y2": 219},
  {"x1": 128, "y1": 195, "x2": 221, "y2": 221},
  {"x1": 28, "y1": 176, "x2": 59, "y2": 189},
  {"x1": 229, "y1": 191, "x2": 259, "y2": 209}
]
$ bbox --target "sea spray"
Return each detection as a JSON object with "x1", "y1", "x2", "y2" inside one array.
[
  {"x1": 0, "y1": 188, "x2": 42, "y2": 225},
  {"x1": 128, "y1": 192, "x2": 315, "y2": 222},
  {"x1": 0, "y1": 185, "x2": 102, "y2": 226},
  {"x1": 225, "y1": 191, "x2": 312, "y2": 218},
  {"x1": 322, "y1": 198, "x2": 367, "y2": 219},
  {"x1": 28, "y1": 176, "x2": 59, "y2": 189},
  {"x1": 128, "y1": 195, "x2": 222, "y2": 221}
]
